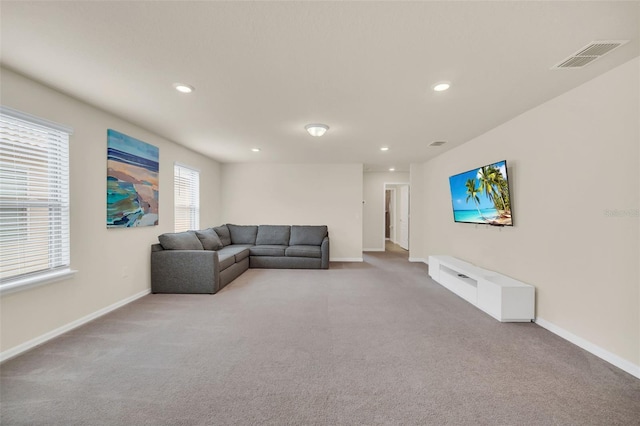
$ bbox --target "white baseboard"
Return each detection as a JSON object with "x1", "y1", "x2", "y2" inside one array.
[
  {"x1": 331, "y1": 257, "x2": 364, "y2": 262},
  {"x1": 0, "y1": 288, "x2": 151, "y2": 363},
  {"x1": 409, "y1": 257, "x2": 428, "y2": 264},
  {"x1": 363, "y1": 248, "x2": 384, "y2": 252},
  {"x1": 535, "y1": 317, "x2": 640, "y2": 380}
]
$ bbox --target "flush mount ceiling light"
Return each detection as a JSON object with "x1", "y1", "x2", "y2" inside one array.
[
  {"x1": 389, "y1": 168, "x2": 396, "y2": 172},
  {"x1": 380, "y1": 147, "x2": 389, "y2": 151},
  {"x1": 433, "y1": 82, "x2": 451, "y2": 92},
  {"x1": 305, "y1": 123, "x2": 329, "y2": 137},
  {"x1": 173, "y1": 83, "x2": 194, "y2": 93},
  {"x1": 251, "y1": 148, "x2": 261, "y2": 152}
]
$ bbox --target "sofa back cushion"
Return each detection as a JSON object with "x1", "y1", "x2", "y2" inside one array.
[
  {"x1": 158, "y1": 231, "x2": 203, "y2": 250},
  {"x1": 213, "y1": 225, "x2": 232, "y2": 246},
  {"x1": 289, "y1": 225, "x2": 328, "y2": 246},
  {"x1": 195, "y1": 228, "x2": 223, "y2": 250},
  {"x1": 227, "y1": 224, "x2": 258, "y2": 245},
  {"x1": 256, "y1": 225, "x2": 291, "y2": 246}
]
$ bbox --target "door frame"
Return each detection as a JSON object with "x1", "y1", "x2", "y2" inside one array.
[{"x1": 383, "y1": 182, "x2": 410, "y2": 251}]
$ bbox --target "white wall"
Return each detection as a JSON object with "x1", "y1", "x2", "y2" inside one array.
[
  {"x1": 412, "y1": 58, "x2": 640, "y2": 369},
  {"x1": 362, "y1": 172, "x2": 409, "y2": 251},
  {"x1": 409, "y1": 163, "x2": 426, "y2": 262},
  {"x1": 0, "y1": 68, "x2": 222, "y2": 354},
  {"x1": 220, "y1": 163, "x2": 363, "y2": 260}
]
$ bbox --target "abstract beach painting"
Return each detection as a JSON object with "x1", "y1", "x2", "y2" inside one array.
[{"x1": 107, "y1": 129, "x2": 159, "y2": 227}]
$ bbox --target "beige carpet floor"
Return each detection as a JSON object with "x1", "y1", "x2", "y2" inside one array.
[{"x1": 1, "y1": 251, "x2": 639, "y2": 425}]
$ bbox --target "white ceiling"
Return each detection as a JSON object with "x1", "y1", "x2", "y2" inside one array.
[{"x1": 1, "y1": 1, "x2": 638, "y2": 173}]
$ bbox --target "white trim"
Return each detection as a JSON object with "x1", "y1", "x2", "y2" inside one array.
[
  {"x1": 0, "y1": 105, "x2": 73, "y2": 134},
  {"x1": 409, "y1": 257, "x2": 428, "y2": 264},
  {"x1": 363, "y1": 248, "x2": 385, "y2": 252},
  {"x1": 331, "y1": 257, "x2": 364, "y2": 262},
  {"x1": 0, "y1": 289, "x2": 150, "y2": 363},
  {"x1": 535, "y1": 317, "x2": 640, "y2": 380},
  {"x1": 0, "y1": 269, "x2": 77, "y2": 296}
]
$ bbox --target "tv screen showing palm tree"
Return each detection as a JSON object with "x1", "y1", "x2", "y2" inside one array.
[{"x1": 448, "y1": 160, "x2": 513, "y2": 226}]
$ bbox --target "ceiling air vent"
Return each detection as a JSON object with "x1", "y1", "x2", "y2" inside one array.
[
  {"x1": 552, "y1": 40, "x2": 629, "y2": 69},
  {"x1": 429, "y1": 141, "x2": 446, "y2": 147}
]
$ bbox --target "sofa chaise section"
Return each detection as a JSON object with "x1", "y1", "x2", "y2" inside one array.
[{"x1": 151, "y1": 229, "x2": 250, "y2": 294}]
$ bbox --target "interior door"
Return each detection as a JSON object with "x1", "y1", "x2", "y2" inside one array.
[{"x1": 399, "y1": 185, "x2": 409, "y2": 250}]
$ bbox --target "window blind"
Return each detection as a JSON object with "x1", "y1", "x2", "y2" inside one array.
[
  {"x1": 0, "y1": 107, "x2": 72, "y2": 284},
  {"x1": 174, "y1": 164, "x2": 199, "y2": 232}
]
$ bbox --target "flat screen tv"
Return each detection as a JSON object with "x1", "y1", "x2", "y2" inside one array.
[{"x1": 448, "y1": 160, "x2": 513, "y2": 226}]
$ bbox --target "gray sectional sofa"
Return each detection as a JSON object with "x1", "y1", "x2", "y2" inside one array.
[{"x1": 151, "y1": 224, "x2": 329, "y2": 294}]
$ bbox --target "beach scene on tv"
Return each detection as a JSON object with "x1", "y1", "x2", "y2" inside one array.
[{"x1": 448, "y1": 160, "x2": 512, "y2": 226}]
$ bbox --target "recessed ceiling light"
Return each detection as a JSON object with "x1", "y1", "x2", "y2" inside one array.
[
  {"x1": 305, "y1": 123, "x2": 329, "y2": 137},
  {"x1": 389, "y1": 168, "x2": 395, "y2": 172},
  {"x1": 173, "y1": 83, "x2": 194, "y2": 93},
  {"x1": 380, "y1": 147, "x2": 389, "y2": 151},
  {"x1": 251, "y1": 148, "x2": 261, "y2": 152},
  {"x1": 433, "y1": 82, "x2": 451, "y2": 92}
]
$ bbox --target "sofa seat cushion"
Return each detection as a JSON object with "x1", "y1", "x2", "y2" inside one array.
[
  {"x1": 289, "y1": 225, "x2": 328, "y2": 246},
  {"x1": 256, "y1": 225, "x2": 291, "y2": 246},
  {"x1": 228, "y1": 224, "x2": 258, "y2": 245},
  {"x1": 249, "y1": 245, "x2": 287, "y2": 257},
  {"x1": 195, "y1": 228, "x2": 223, "y2": 250},
  {"x1": 286, "y1": 245, "x2": 322, "y2": 258},
  {"x1": 213, "y1": 225, "x2": 231, "y2": 246},
  {"x1": 218, "y1": 253, "x2": 236, "y2": 271},
  {"x1": 217, "y1": 244, "x2": 252, "y2": 262},
  {"x1": 158, "y1": 231, "x2": 203, "y2": 250}
]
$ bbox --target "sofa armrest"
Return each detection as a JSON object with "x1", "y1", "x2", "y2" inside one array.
[
  {"x1": 321, "y1": 236, "x2": 330, "y2": 269},
  {"x1": 151, "y1": 250, "x2": 220, "y2": 294}
]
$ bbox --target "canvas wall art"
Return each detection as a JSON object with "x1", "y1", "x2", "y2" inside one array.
[{"x1": 107, "y1": 129, "x2": 159, "y2": 227}]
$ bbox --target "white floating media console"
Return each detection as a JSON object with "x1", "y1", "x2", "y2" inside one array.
[{"x1": 428, "y1": 255, "x2": 534, "y2": 322}]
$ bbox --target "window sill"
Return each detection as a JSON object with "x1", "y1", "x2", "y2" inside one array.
[{"x1": 0, "y1": 269, "x2": 77, "y2": 296}]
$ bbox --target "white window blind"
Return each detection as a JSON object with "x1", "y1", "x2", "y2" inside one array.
[
  {"x1": 0, "y1": 106, "x2": 72, "y2": 285},
  {"x1": 174, "y1": 164, "x2": 199, "y2": 232}
]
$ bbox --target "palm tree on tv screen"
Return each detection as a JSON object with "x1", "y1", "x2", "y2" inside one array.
[
  {"x1": 465, "y1": 178, "x2": 487, "y2": 221},
  {"x1": 495, "y1": 170, "x2": 511, "y2": 215},
  {"x1": 478, "y1": 166, "x2": 499, "y2": 206},
  {"x1": 491, "y1": 165, "x2": 511, "y2": 217},
  {"x1": 478, "y1": 164, "x2": 511, "y2": 218}
]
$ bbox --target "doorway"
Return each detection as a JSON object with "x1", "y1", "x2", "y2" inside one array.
[
  {"x1": 385, "y1": 188, "x2": 396, "y2": 242},
  {"x1": 383, "y1": 183, "x2": 409, "y2": 252}
]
